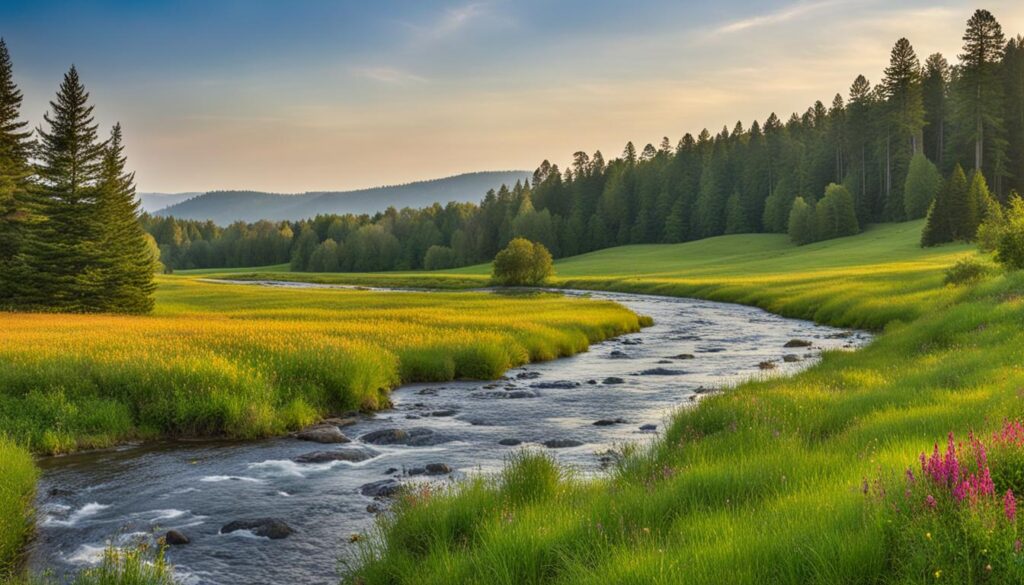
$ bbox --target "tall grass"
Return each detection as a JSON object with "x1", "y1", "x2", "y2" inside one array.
[
  {"x1": 0, "y1": 437, "x2": 37, "y2": 582},
  {"x1": 343, "y1": 222, "x2": 1024, "y2": 584},
  {"x1": 0, "y1": 278, "x2": 643, "y2": 454}
]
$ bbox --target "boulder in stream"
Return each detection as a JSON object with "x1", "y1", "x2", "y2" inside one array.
[
  {"x1": 783, "y1": 354, "x2": 801, "y2": 363},
  {"x1": 165, "y1": 530, "x2": 190, "y2": 545},
  {"x1": 602, "y1": 377, "x2": 626, "y2": 385},
  {"x1": 531, "y1": 380, "x2": 580, "y2": 389},
  {"x1": 784, "y1": 339, "x2": 813, "y2": 348},
  {"x1": 637, "y1": 368, "x2": 687, "y2": 376},
  {"x1": 293, "y1": 446, "x2": 378, "y2": 464},
  {"x1": 360, "y1": 479, "x2": 403, "y2": 498},
  {"x1": 499, "y1": 438, "x2": 522, "y2": 446},
  {"x1": 221, "y1": 518, "x2": 294, "y2": 539},
  {"x1": 360, "y1": 427, "x2": 448, "y2": 446},
  {"x1": 295, "y1": 424, "x2": 350, "y2": 444},
  {"x1": 594, "y1": 418, "x2": 628, "y2": 426},
  {"x1": 543, "y1": 439, "x2": 583, "y2": 449}
]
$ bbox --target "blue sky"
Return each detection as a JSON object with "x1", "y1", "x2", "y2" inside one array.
[{"x1": 2, "y1": 1, "x2": 1023, "y2": 193}]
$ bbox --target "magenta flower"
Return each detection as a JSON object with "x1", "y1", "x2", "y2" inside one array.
[
  {"x1": 925, "y1": 494, "x2": 937, "y2": 509},
  {"x1": 1005, "y1": 490, "x2": 1017, "y2": 522}
]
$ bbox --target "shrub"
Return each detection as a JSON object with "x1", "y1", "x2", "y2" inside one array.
[
  {"x1": 423, "y1": 245, "x2": 456, "y2": 271},
  {"x1": 994, "y1": 193, "x2": 1024, "y2": 271},
  {"x1": 943, "y1": 257, "x2": 991, "y2": 286},
  {"x1": 491, "y1": 238, "x2": 554, "y2": 286},
  {"x1": 903, "y1": 153, "x2": 942, "y2": 219}
]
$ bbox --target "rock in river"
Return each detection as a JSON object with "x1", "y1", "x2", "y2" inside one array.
[
  {"x1": 293, "y1": 446, "x2": 379, "y2": 464},
  {"x1": 784, "y1": 339, "x2": 813, "y2": 348},
  {"x1": 360, "y1": 479, "x2": 403, "y2": 498},
  {"x1": 221, "y1": 518, "x2": 294, "y2": 540},
  {"x1": 165, "y1": 530, "x2": 190, "y2": 545},
  {"x1": 637, "y1": 368, "x2": 687, "y2": 376},
  {"x1": 603, "y1": 377, "x2": 626, "y2": 385},
  {"x1": 783, "y1": 354, "x2": 801, "y2": 363},
  {"x1": 295, "y1": 424, "x2": 350, "y2": 444},
  {"x1": 543, "y1": 439, "x2": 583, "y2": 449},
  {"x1": 531, "y1": 380, "x2": 580, "y2": 389},
  {"x1": 639, "y1": 424, "x2": 658, "y2": 432},
  {"x1": 359, "y1": 427, "x2": 448, "y2": 446},
  {"x1": 593, "y1": 418, "x2": 628, "y2": 426},
  {"x1": 499, "y1": 438, "x2": 522, "y2": 446},
  {"x1": 408, "y1": 463, "x2": 453, "y2": 476}
]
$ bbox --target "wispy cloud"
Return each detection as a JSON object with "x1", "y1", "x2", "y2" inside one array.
[
  {"x1": 350, "y1": 66, "x2": 428, "y2": 85},
  {"x1": 403, "y1": 2, "x2": 494, "y2": 43},
  {"x1": 714, "y1": 0, "x2": 846, "y2": 35}
]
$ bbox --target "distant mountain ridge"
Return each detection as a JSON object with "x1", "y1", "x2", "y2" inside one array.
[
  {"x1": 137, "y1": 192, "x2": 202, "y2": 213},
  {"x1": 150, "y1": 171, "x2": 530, "y2": 225}
]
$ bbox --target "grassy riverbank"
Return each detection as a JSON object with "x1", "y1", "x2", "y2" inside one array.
[
  {"x1": 0, "y1": 279, "x2": 644, "y2": 579},
  {"x1": 330, "y1": 221, "x2": 1024, "y2": 584}
]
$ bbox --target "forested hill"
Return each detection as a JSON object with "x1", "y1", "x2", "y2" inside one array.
[{"x1": 154, "y1": 171, "x2": 530, "y2": 225}]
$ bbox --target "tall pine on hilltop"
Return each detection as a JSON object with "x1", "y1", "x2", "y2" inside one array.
[
  {"x1": 96, "y1": 123, "x2": 155, "y2": 313},
  {"x1": 0, "y1": 39, "x2": 35, "y2": 307}
]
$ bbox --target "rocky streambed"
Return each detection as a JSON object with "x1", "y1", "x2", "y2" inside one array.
[{"x1": 29, "y1": 289, "x2": 870, "y2": 584}]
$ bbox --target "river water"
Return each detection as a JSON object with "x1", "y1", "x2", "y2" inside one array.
[{"x1": 28, "y1": 288, "x2": 870, "y2": 584}]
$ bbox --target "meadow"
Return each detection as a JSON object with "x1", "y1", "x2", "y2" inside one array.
[
  {"x1": 0, "y1": 278, "x2": 645, "y2": 579},
  {"x1": 307, "y1": 220, "x2": 1024, "y2": 584}
]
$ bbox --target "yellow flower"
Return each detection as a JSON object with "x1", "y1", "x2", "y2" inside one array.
[{"x1": 934, "y1": 570, "x2": 942, "y2": 579}]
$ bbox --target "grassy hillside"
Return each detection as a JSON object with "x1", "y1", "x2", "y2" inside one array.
[{"x1": 336, "y1": 222, "x2": 1024, "y2": 584}]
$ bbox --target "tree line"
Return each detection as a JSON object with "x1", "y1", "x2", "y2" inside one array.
[
  {"x1": 0, "y1": 40, "x2": 155, "y2": 312},
  {"x1": 147, "y1": 9, "x2": 1024, "y2": 274}
]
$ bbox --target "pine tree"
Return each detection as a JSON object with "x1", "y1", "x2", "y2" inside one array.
[
  {"x1": 29, "y1": 66, "x2": 108, "y2": 311},
  {"x1": 0, "y1": 39, "x2": 35, "y2": 308},
  {"x1": 881, "y1": 38, "x2": 925, "y2": 220},
  {"x1": 953, "y1": 9, "x2": 1007, "y2": 193},
  {"x1": 965, "y1": 169, "x2": 997, "y2": 239},
  {"x1": 95, "y1": 123, "x2": 155, "y2": 313},
  {"x1": 922, "y1": 53, "x2": 950, "y2": 169},
  {"x1": 925, "y1": 162, "x2": 970, "y2": 244}
]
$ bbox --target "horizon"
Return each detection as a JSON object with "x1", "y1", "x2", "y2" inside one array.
[{"x1": 4, "y1": 0, "x2": 1023, "y2": 193}]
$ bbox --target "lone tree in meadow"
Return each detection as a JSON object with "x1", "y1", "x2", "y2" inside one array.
[
  {"x1": 0, "y1": 39, "x2": 35, "y2": 308},
  {"x1": 492, "y1": 237, "x2": 553, "y2": 286}
]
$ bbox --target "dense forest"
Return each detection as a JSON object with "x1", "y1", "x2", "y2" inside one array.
[{"x1": 144, "y1": 9, "x2": 1024, "y2": 272}]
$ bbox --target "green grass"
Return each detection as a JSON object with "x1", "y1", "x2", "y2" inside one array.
[
  {"x1": 340, "y1": 222, "x2": 1024, "y2": 584},
  {"x1": 0, "y1": 278, "x2": 644, "y2": 582},
  {"x1": 0, "y1": 436, "x2": 37, "y2": 582}
]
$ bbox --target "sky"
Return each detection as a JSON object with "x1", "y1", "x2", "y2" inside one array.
[{"x1": 2, "y1": 1, "x2": 1024, "y2": 194}]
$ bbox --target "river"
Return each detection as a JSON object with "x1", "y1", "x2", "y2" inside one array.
[{"x1": 28, "y1": 288, "x2": 870, "y2": 584}]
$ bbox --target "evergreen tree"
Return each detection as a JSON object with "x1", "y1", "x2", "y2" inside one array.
[
  {"x1": 290, "y1": 226, "x2": 318, "y2": 270},
  {"x1": 94, "y1": 123, "x2": 155, "y2": 313},
  {"x1": 923, "y1": 164, "x2": 972, "y2": 245},
  {"x1": 29, "y1": 66, "x2": 108, "y2": 311},
  {"x1": 922, "y1": 53, "x2": 950, "y2": 168},
  {"x1": 953, "y1": 9, "x2": 1007, "y2": 193},
  {"x1": 966, "y1": 169, "x2": 997, "y2": 239},
  {"x1": 881, "y1": 38, "x2": 925, "y2": 220},
  {"x1": 903, "y1": 152, "x2": 943, "y2": 219},
  {"x1": 0, "y1": 39, "x2": 34, "y2": 307}
]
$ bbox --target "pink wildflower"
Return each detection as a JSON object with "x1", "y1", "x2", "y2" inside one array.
[
  {"x1": 925, "y1": 494, "x2": 937, "y2": 509},
  {"x1": 1005, "y1": 490, "x2": 1017, "y2": 522}
]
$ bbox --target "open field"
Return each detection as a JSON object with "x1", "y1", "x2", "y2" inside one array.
[
  {"x1": 0, "y1": 279, "x2": 645, "y2": 578},
  {"x1": 217, "y1": 221, "x2": 971, "y2": 328},
  {"x1": 316, "y1": 221, "x2": 1024, "y2": 584}
]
